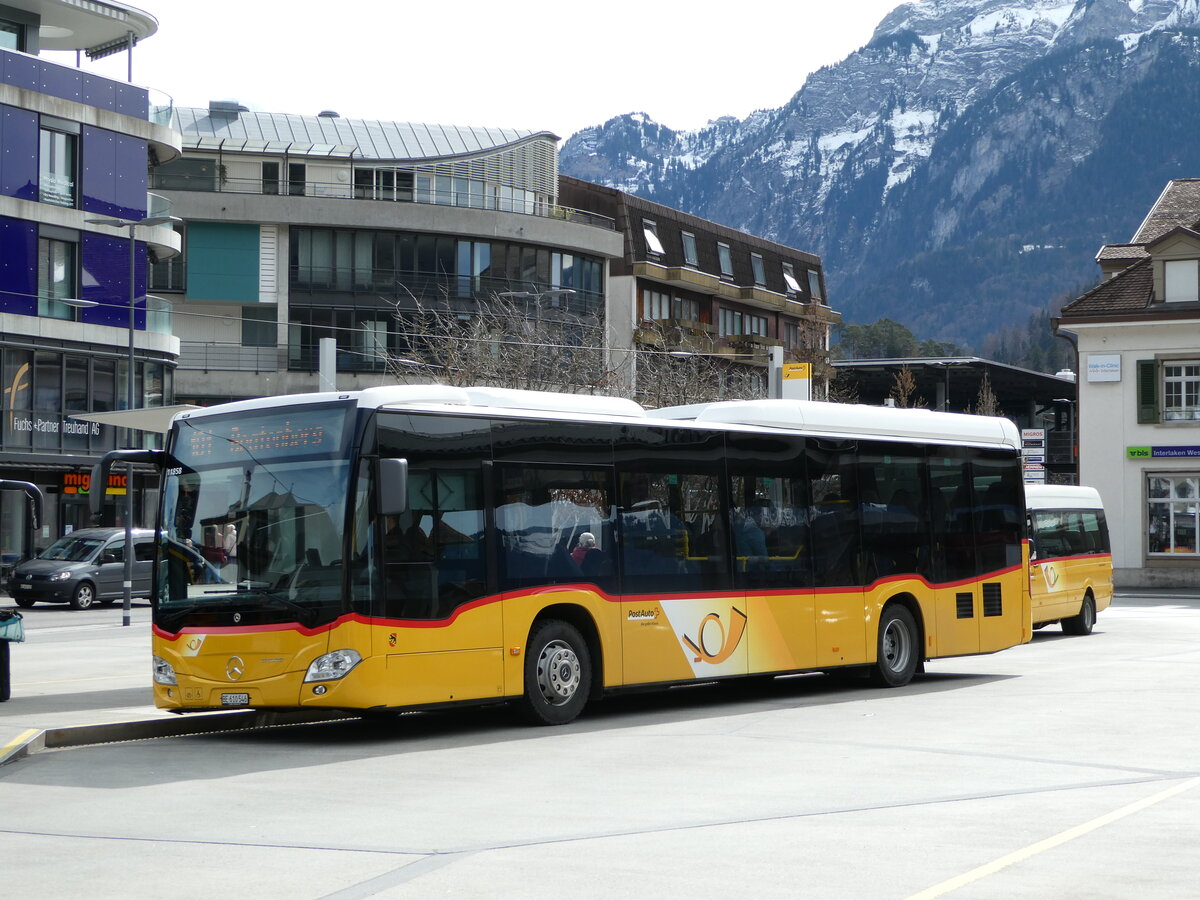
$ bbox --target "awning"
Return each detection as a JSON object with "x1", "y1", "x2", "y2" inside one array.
[{"x1": 70, "y1": 405, "x2": 204, "y2": 434}]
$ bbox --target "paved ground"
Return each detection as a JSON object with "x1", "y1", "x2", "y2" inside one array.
[{"x1": 1, "y1": 589, "x2": 1198, "y2": 898}]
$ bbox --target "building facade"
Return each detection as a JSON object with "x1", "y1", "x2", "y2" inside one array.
[
  {"x1": 152, "y1": 104, "x2": 624, "y2": 403},
  {"x1": 558, "y1": 177, "x2": 839, "y2": 403},
  {"x1": 1057, "y1": 179, "x2": 1200, "y2": 587},
  {"x1": 0, "y1": 0, "x2": 181, "y2": 563}
]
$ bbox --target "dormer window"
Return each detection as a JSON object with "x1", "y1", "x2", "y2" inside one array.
[
  {"x1": 717, "y1": 243, "x2": 734, "y2": 279},
  {"x1": 643, "y1": 220, "x2": 666, "y2": 256},
  {"x1": 681, "y1": 232, "x2": 698, "y2": 267},
  {"x1": 751, "y1": 253, "x2": 766, "y2": 286},
  {"x1": 782, "y1": 263, "x2": 802, "y2": 295},
  {"x1": 1164, "y1": 259, "x2": 1199, "y2": 302},
  {"x1": 808, "y1": 269, "x2": 824, "y2": 302}
]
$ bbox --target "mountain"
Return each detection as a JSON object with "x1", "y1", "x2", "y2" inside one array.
[{"x1": 559, "y1": 0, "x2": 1200, "y2": 349}]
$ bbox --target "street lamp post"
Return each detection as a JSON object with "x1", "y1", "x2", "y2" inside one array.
[{"x1": 84, "y1": 213, "x2": 178, "y2": 626}]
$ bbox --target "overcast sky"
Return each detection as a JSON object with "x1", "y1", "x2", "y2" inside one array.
[{"x1": 53, "y1": 0, "x2": 902, "y2": 139}]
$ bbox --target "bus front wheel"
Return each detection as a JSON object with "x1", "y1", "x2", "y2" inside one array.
[
  {"x1": 871, "y1": 605, "x2": 919, "y2": 687},
  {"x1": 1061, "y1": 593, "x2": 1096, "y2": 636},
  {"x1": 520, "y1": 619, "x2": 590, "y2": 726}
]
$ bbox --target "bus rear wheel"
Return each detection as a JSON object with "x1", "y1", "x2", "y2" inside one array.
[
  {"x1": 871, "y1": 605, "x2": 919, "y2": 687},
  {"x1": 520, "y1": 619, "x2": 590, "y2": 725},
  {"x1": 1061, "y1": 593, "x2": 1096, "y2": 636}
]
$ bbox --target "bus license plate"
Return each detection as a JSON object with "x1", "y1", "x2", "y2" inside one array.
[{"x1": 221, "y1": 693, "x2": 250, "y2": 706}]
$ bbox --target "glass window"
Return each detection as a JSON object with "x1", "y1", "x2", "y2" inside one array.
[
  {"x1": 262, "y1": 161, "x2": 280, "y2": 195},
  {"x1": 497, "y1": 465, "x2": 616, "y2": 591},
  {"x1": 719, "y1": 308, "x2": 742, "y2": 336},
  {"x1": 1162, "y1": 362, "x2": 1200, "y2": 421},
  {"x1": 287, "y1": 163, "x2": 306, "y2": 196},
  {"x1": 1165, "y1": 260, "x2": 1199, "y2": 303},
  {"x1": 717, "y1": 243, "x2": 734, "y2": 278},
  {"x1": 2, "y1": 349, "x2": 32, "y2": 450},
  {"x1": 643, "y1": 220, "x2": 666, "y2": 256},
  {"x1": 729, "y1": 470, "x2": 811, "y2": 589},
  {"x1": 618, "y1": 470, "x2": 726, "y2": 593},
  {"x1": 242, "y1": 307, "x2": 276, "y2": 347},
  {"x1": 681, "y1": 232, "x2": 698, "y2": 267},
  {"x1": 751, "y1": 253, "x2": 766, "y2": 286},
  {"x1": 858, "y1": 444, "x2": 930, "y2": 580},
  {"x1": 1149, "y1": 474, "x2": 1200, "y2": 555},
  {"x1": 38, "y1": 237, "x2": 76, "y2": 319},
  {"x1": 39, "y1": 129, "x2": 76, "y2": 207},
  {"x1": 643, "y1": 289, "x2": 671, "y2": 320},
  {"x1": 674, "y1": 296, "x2": 700, "y2": 321},
  {"x1": 782, "y1": 263, "x2": 802, "y2": 294},
  {"x1": 1, "y1": 20, "x2": 22, "y2": 51},
  {"x1": 808, "y1": 269, "x2": 823, "y2": 301}
]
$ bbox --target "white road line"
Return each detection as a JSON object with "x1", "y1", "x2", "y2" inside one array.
[{"x1": 905, "y1": 776, "x2": 1200, "y2": 900}]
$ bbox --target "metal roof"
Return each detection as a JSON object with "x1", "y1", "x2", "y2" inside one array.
[{"x1": 173, "y1": 107, "x2": 557, "y2": 162}]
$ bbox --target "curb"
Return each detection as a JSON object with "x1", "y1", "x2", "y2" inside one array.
[{"x1": 0, "y1": 708, "x2": 356, "y2": 768}]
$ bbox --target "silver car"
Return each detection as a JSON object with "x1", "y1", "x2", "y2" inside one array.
[{"x1": 8, "y1": 528, "x2": 156, "y2": 610}]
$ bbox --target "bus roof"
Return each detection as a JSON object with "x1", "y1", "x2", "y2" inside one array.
[
  {"x1": 1024, "y1": 484, "x2": 1105, "y2": 510},
  {"x1": 174, "y1": 386, "x2": 1020, "y2": 450}
]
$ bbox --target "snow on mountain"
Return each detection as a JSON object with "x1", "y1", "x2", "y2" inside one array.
[{"x1": 559, "y1": 0, "x2": 1200, "y2": 346}]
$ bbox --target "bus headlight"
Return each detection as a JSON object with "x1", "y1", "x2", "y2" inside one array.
[
  {"x1": 152, "y1": 655, "x2": 177, "y2": 685},
  {"x1": 304, "y1": 649, "x2": 362, "y2": 682}
]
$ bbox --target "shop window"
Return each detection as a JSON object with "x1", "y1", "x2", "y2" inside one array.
[{"x1": 1148, "y1": 474, "x2": 1200, "y2": 555}]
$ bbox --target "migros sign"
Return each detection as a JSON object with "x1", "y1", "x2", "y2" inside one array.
[{"x1": 62, "y1": 471, "x2": 127, "y2": 496}]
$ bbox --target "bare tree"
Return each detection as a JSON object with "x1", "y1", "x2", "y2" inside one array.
[
  {"x1": 890, "y1": 365, "x2": 926, "y2": 408},
  {"x1": 972, "y1": 372, "x2": 1000, "y2": 416},
  {"x1": 386, "y1": 292, "x2": 620, "y2": 394},
  {"x1": 383, "y1": 293, "x2": 770, "y2": 408}
]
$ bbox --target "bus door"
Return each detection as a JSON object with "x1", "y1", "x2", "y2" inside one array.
[
  {"x1": 373, "y1": 412, "x2": 500, "y2": 706},
  {"x1": 929, "y1": 451, "x2": 981, "y2": 656},
  {"x1": 806, "y1": 440, "x2": 867, "y2": 669},
  {"x1": 615, "y1": 427, "x2": 736, "y2": 686},
  {"x1": 726, "y1": 431, "x2": 817, "y2": 676}
]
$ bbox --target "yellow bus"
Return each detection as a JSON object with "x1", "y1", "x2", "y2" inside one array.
[
  {"x1": 94, "y1": 386, "x2": 1031, "y2": 725},
  {"x1": 1025, "y1": 484, "x2": 1113, "y2": 635}
]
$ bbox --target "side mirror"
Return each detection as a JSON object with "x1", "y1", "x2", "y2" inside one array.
[{"x1": 378, "y1": 458, "x2": 409, "y2": 516}]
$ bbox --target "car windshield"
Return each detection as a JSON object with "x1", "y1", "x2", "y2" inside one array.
[
  {"x1": 156, "y1": 403, "x2": 354, "y2": 628},
  {"x1": 38, "y1": 535, "x2": 104, "y2": 562}
]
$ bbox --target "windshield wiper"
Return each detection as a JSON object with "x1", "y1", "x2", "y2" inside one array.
[{"x1": 233, "y1": 586, "x2": 322, "y2": 628}]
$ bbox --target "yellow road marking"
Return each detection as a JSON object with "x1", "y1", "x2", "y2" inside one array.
[
  {"x1": 1, "y1": 728, "x2": 40, "y2": 760},
  {"x1": 907, "y1": 777, "x2": 1200, "y2": 900}
]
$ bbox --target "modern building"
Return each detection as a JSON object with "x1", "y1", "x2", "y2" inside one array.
[
  {"x1": 832, "y1": 357, "x2": 1078, "y2": 483},
  {"x1": 0, "y1": 0, "x2": 181, "y2": 562},
  {"x1": 558, "y1": 176, "x2": 839, "y2": 403},
  {"x1": 1056, "y1": 178, "x2": 1200, "y2": 586},
  {"x1": 151, "y1": 103, "x2": 624, "y2": 404}
]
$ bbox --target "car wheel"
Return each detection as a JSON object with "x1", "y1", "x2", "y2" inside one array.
[
  {"x1": 14, "y1": 595, "x2": 35, "y2": 609},
  {"x1": 1061, "y1": 593, "x2": 1096, "y2": 636},
  {"x1": 69, "y1": 582, "x2": 96, "y2": 610},
  {"x1": 519, "y1": 619, "x2": 591, "y2": 725},
  {"x1": 870, "y1": 604, "x2": 920, "y2": 687}
]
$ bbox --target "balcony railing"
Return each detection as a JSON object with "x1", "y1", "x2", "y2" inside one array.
[
  {"x1": 150, "y1": 172, "x2": 615, "y2": 230},
  {"x1": 178, "y1": 342, "x2": 285, "y2": 372}
]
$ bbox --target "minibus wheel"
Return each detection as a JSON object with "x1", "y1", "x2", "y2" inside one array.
[
  {"x1": 1061, "y1": 593, "x2": 1096, "y2": 636},
  {"x1": 520, "y1": 619, "x2": 590, "y2": 725}
]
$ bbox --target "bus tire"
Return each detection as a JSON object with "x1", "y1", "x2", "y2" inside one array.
[
  {"x1": 870, "y1": 604, "x2": 919, "y2": 687},
  {"x1": 520, "y1": 619, "x2": 590, "y2": 726},
  {"x1": 1061, "y1": 592, "x2": 1096, "y2": 636}
]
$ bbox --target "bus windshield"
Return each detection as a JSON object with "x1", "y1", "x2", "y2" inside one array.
[{"x1": 156, "y1": 403, "x2": 355, "y2": 629}]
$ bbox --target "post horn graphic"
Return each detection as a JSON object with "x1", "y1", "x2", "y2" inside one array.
[{"x1": 682, "y1": 607, "x2": 748, "y2": 664}]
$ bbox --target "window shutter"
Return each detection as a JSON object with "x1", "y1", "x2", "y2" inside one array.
[{"x1": 1137, "y1": 359, "x2": 1159, "y2": 424}]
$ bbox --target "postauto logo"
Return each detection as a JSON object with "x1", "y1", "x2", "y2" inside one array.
[{"x1": 682, "y1": 607, "x2": 747, "y2": 664}]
